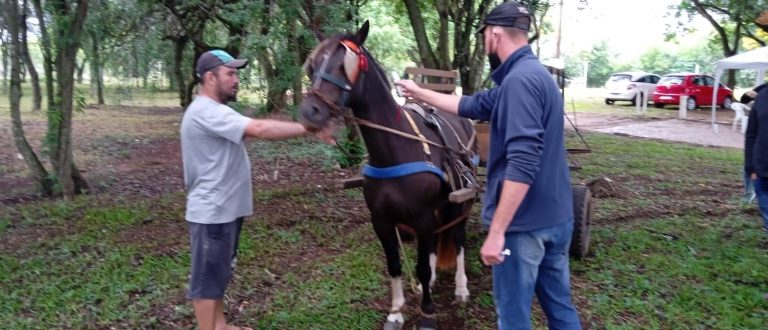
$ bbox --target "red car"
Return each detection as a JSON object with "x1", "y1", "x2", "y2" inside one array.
[{"x1": 651, "y1": 73, "x2": 733, "y2": 110}]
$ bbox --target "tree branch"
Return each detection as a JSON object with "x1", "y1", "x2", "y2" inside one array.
[{"x1": 691, "y1": 0, "x2": 732, "y2": 54}]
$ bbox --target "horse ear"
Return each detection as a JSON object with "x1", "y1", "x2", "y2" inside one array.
[{"x1": 352, "y1": 20, "x2": 370, "y2": 46}]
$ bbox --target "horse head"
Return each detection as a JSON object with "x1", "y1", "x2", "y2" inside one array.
[{"x1": 299, "y1": 21, "x2": 371, "y2": 130}]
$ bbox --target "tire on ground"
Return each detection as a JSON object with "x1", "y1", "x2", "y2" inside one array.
[{"x1": 570, "y1": 185, "x2": 592, "y2": 259}]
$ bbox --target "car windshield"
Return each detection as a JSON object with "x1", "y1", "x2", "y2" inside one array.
[
  {"x1": 659, "y1": 76, "x2": 684, "y2": 85},
  {"x1": 608, "y1": 74, "x2": 631, "y2": 82}
]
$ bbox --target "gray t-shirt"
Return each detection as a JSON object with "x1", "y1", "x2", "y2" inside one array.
[{"x1": 181, "y1": 95, "x2": 253, "y2": 224}]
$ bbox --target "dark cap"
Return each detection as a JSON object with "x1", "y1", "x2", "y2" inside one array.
[
  {"x1": 196, "y1": 50, "x2": 248, "y2": 78},
  {"x1": 476, "y1": 1, "x2": 531, "y2": 34}
]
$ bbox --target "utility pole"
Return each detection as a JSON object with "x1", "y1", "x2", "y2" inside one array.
[{"x1": 555, "y1": 0, "x2": 563, "y2": 59}]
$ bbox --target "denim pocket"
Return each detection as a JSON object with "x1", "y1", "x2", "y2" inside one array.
[{"x1": 206, "y1": 223, "x2": 229, "y2": 240}]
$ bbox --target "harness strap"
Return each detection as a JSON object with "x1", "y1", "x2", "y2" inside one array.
[
  {"x1": 362, "y1": 162, "x2": 447, "y2": 181},
  {"x1": 353, "y1": 117, "x2": 446, "y2": 148},
  {"x1": 402, "y1": 108, "x2": 432, "y2": 157}
]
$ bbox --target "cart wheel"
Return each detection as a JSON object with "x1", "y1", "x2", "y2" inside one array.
[{"x1": 570, "y1": 185, "x2": 592, "y2": 259}]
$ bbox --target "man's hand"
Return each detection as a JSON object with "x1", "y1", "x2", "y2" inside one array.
[
  {"x1": 314, "y1": 125, "x2": 337, "y2": 145},
  {"x1": 751, "y1": 173, "x2": 758, "y2": 181},
  {"x1": 395, "y1": 79, "x2": 423, "y2": 100},
  {"x1": 746, "y1": 90, "x2": 758, "y2": 98},
  {"x1": 480, "y1": 232, "x2": 506, "y2": 266}
]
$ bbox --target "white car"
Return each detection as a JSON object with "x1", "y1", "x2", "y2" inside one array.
[{"x1": 604, "y1": 72, "x2": 661, "y2": 105}]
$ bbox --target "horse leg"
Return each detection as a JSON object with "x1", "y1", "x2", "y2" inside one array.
[
  {"x1": 416, "y1": 253, "x2": 437, "y2": 294},
  {"x1": 453, "y1": 222, "x2": 470, "y2": 302},
  {"x1": 372, "y1": 220, "x2": 406, "y2": 330},
  {"x1": 416, "y1": 231, "x2": 437, "y2": 330}
]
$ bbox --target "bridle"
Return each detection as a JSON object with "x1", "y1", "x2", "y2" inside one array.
[{"x1": 307, "y1": 39, "x2": 367, "y2": 117}]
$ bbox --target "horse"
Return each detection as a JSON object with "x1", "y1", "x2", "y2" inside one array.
[{"x1": 299, "y1": 21, "x2": 478, "y2": 330}]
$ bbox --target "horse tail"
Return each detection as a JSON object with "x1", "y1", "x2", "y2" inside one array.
[{"x1": 436, "y1": 227, "x2": 457, "y2": 269}]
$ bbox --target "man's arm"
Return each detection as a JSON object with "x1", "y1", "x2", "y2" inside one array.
[
  {"x1": 244, "y1": 119, "x2": 307, "y2": 140},
  {"x1": 396, "y1": 80, "x2": 462, "y2": 114},
  {"x1": 397, "y1": 80, "x2": 499, "y2": 120},
  {"x1": 479, "y1": 180, "x2": 530, "y2": 265},
  {"x1": 744, "y1": 91, "x2": 766, "y2": 176}
]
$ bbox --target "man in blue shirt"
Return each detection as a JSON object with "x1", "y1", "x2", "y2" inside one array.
[
  {"x1": 397, "y1": 2, "x2": 581, "y2": 329},
  {"x1": 744, "y1": 84, "x2": 768, "y2": 235}
]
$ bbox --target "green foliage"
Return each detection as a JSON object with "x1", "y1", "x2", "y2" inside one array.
[
  {"x1": 334, "y1": 126, "x2": 366, "y2": 168},
  {"x1": 359, "y1": 2, "x2": 416, "y2": 74},
  {"x1": 565, "y1": 41, "x2": 615, "y2": 87}
]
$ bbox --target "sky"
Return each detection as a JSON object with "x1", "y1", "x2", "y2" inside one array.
[{"x1": 541, "y1": 0, "x2": 714, "y2": 63}]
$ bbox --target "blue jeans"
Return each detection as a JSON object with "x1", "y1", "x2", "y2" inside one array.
[
  {"x1": 493, "y1": 221, "x2": 581, "y2": 330},
  {"x1": 754, "y1": 177, "x2": 768, "y2": 232}
]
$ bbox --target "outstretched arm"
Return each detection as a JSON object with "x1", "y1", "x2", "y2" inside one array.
[
  {"x1": 396, "y1": 80, "x2": 462, "y2": 115},
  {"x1": 244, "y1": 119, "x2": 336, "y2": 144}
]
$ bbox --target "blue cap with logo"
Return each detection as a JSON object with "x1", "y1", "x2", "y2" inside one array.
[{"x1": 196, "y1": 50, "x2": 248, "y2": 78}]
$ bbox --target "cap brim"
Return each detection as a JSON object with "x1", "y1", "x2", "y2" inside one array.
[
  {"x1": 224, "y1": 59, "x2": 248, "y2": 69},
  {"x1": 475, "y1": 24, "x2": 487, "y2": 34}
]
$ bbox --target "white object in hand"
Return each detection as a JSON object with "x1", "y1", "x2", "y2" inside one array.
[
  {"x1": 501, "y1": 249, "x2": 511, "y2": 256},
  {"x1": 391, "y1": 72, "x2": 404, "y2": 97}
]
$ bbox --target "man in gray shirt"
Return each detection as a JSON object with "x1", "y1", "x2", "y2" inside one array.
[{"x1": 181, "y1": 49, "x2": 332, "y2": 330}]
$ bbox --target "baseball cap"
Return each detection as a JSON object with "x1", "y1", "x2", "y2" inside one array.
[
  {"x1": 196, "y1": 49, "x2": 248, "y2": 78},
  {"x1": 476, "y1": 1, "x2": 531, "y2": 34}
]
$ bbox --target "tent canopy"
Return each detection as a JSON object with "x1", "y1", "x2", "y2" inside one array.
[{"x1": 711, "y1": 46, "x2": 768, "y2": 129}]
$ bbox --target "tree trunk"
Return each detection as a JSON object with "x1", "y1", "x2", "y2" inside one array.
[
  {"x1": 20, "y1": 0, "x2": 42, "y2": 111},
  {"x1": 32, "y1": 0, "x2": 55, "y2": 113},
  {"x1": 5, "y1": 0, "x2": 53, "y2": 196},
  {"x1": 287, "y1": 16, "x2": 302, "y2": 108},
  {"x1": 76, "y1": 55, "x2": 86, "y2": 84},
  {"x1": 2, "y1": 28, "x2": 9, "y2": 94},
  {"x1": 49, "y1": 0, "x2": 91, "y2": 199},
  {"x1": 89, "y1": 31, "x2": 104, "y2": 104},
  {"x1": 171, "y1": 36, "x2": 188, "y2": 107},
  {"x1": 402, "y1": 0, "x2": 439, "y2": 69}
]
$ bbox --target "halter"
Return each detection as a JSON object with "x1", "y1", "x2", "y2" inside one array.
[{"x1": 308, "y1": 39, "x2": 368, "y2": 116}]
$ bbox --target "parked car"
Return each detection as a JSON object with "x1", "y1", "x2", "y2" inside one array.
[
  {"x1": 651, "y1": 73, "x2": 734, "y2": 110},
  {"x1": 604, "y1": 72, "x2": 661, "y2": 105}
]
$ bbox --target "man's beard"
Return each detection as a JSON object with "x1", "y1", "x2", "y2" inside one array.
[
  {"x1": 218, "y1": 85, "x2": 238, "y2": 103},
  {"x1": 488, "y1": 53, "x2": 502, "y2": 72}
]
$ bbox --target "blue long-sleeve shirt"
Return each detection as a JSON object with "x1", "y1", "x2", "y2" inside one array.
[
  {"x1": 459, "y1": 45, "x2": 573, "y2": 232},
  {"x1": 745, "y1": 87, "x2": 768, "y2": 178}
]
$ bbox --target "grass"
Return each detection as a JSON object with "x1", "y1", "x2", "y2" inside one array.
[{"x1": 1, "y1": 87, "x2": 767, "y2": 328}]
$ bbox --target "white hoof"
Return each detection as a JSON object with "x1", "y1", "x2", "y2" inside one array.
[
  {"x1": 383, "y1": 321, "x2": 403, "y2": 330},
  {"x1": 384, "y1": 312, "x2": 404, "y2": 330},
  {"x1": 455, "y1": 287, "x2": 470, "y2": 302}
]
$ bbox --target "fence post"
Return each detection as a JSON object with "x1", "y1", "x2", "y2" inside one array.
[
  {"x1": 635, "y1": 92, "x2": 642, "y2": 114},
  {"x1": 641, "y1": 92, "x2": 649, "y2": 114},
  {"x1": 678, "y1": 95, "x2": 687, "y2": 119}
]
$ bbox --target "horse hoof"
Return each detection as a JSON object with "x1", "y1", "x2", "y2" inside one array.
[
  {"x1": 418, "y1": 318, "x2": 437, "y2": 330},
  {"x1": 383, "y1": 321, "x2": 403, "y2": 330},
  {"x1": 454, "y1": 293, "x2": 470, "y2": 303}
]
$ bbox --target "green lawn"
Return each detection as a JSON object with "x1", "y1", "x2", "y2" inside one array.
[{"x1": 0, "y1": 85, "x2": 766, "y2": 329}]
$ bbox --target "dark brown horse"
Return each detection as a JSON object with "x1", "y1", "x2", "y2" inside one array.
[{"x1": 299, "y1": 21, "x2": 477, "y2": 330}]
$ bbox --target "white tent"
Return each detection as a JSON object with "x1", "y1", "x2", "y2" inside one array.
[{"x1": 711, "y1": 46, "x2": 768, "y2": 130}]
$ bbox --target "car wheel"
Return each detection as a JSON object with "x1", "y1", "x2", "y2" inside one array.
[
  {"x1": 687, "y1": 97, "x2": 697, "y2": 111},
  {"x1": 654, "y1": 103, "x2": 664, "y2": 108},
  {"x1": 722, "y1": 96, "x2": 733, "y2": 110},
  {"x1": 605, "y1": 99, "x2": 614, "y2": 105}
]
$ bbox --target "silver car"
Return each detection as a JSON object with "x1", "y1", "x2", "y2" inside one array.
[{"x1": 604, "y1": 72, "x2": 661, "y2": 105}]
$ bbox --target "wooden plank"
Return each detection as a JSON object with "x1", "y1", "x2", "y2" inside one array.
[
  {"x1": 449, "y1": 188, "x2": 476, "y2": 203},
  {"x1": 337, "y1": 177, "x2": 365, "y2": 189},
  {"x1": 406, "y1": 67, "x2": 459, "y2": 79},
  {"x1": 416, "y1": 83, "x2": 456, "y2": 92}
]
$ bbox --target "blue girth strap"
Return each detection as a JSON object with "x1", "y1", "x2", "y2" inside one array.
[{"x1": 362, "y1": 162, "x2": 447, "y2": 181}]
